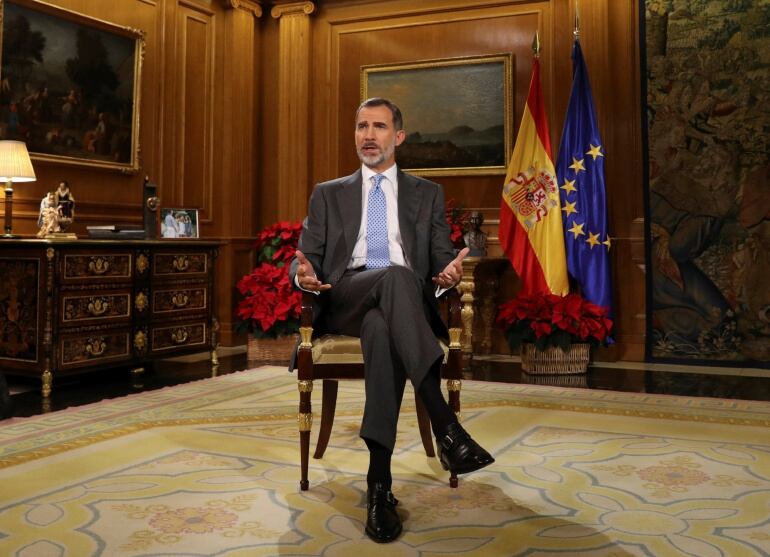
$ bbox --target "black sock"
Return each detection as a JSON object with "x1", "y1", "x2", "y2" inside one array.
[
  {"x1": 364, "y1": 438, "x2": 392, "y2": 489},
  {"x1": 417, "y1": 362, "x2": 458, "y2": 437}
]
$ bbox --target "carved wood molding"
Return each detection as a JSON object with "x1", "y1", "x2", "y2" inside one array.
[
  {"x1": 271, "y1": 1, "x2": 315, "y2": 18},
  {"x1": 222, "y1": 0, "x2": 263, "y2": 18}
]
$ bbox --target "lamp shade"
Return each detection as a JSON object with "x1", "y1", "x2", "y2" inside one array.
[{"x1": 0, "y1": 141, "x2": 36, "y2": 182}]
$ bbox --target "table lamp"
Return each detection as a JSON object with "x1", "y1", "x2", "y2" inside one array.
[{"x1": 0, "y1": 140, "x2": 36, "y2": 238}]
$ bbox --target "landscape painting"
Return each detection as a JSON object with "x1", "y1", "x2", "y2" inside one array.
[
  {"x1": 0, "y1": 0, "x2": 144, "y2": 172},
  {"x1": 362, "y1": 54, "x2": 513, "y2": 176}
]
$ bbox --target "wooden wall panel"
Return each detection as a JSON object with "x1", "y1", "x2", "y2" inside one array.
[
  {"x1": 257, "y1": 16, "x2": 280, "y2": 228},
  {"x1": 174, "y1": 2, "x2": 215, "y2": 220},
  {"x1": 212, "y1": 3, "x2": 262, "y2": 346},
  {"x1": 272, "y1": 2, "x2": 315, "y2": 221},
  {"x1": 605, "y1": 0, "x2": 645, "y2": 361},
  {"x1": 4, "y1": 0, "x2": 645, "y2": 355},
  {"x1": 2, "y1": 0, "x2": 263, "y2": 348},
  {"x1": 298, "y1": 0, "x2": 646, "y2": 360},
  {"x1": 312, "y1": 1, "x2": 546, "y2": 215}
]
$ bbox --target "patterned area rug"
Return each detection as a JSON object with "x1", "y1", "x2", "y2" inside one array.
[{"x1": 1, "y1": 367, "x2": 770, "y2": 556}]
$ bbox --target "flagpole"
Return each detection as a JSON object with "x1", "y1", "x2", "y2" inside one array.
[
  {"x1": 532, "y1": 30, "x2": 540, "y2": 58},
  {"x1": 574, "y1": 0, "x2": 580, "y2": 40}
]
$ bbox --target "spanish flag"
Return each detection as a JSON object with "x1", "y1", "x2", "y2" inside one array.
[{"x1": 499, "y1": 56, "x2": 569, "y2": 296}]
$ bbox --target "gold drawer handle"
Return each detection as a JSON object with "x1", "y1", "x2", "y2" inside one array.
[
  {"x1": 135, "y1": 292, "x2": 148, "y2": 311},
  {"x1": 86, "y1": 338, "x2": 107, "y2": 357},
  {"x1": 136, "y1": 253, "x2": 149, "y2": 274},
  {"x1": 88, "y1": 257, "x2": 110, "y2": 275},
  {"x1": 172, "y1": 256, "x2": 190, "y2": 272},
  {"x1": 171, "y1": 328, "x2": 189, "y2": 344},
  {"x1": 87, "y1": 298, "x2": 110, "y2": 316},
  {"x1": 172, "y1": 293, "x2": 190, "y2": 308},
  {"x1": 134, "y1": 330, "x2": 147, "y2": 351}
]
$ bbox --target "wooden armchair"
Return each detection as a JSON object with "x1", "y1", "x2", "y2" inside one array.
[{"x1": 294, "y1": 288, "x2": 464, "y2": 491}]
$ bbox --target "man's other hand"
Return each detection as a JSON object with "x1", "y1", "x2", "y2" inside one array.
[
  {"x1": 432, "y1": 247, "x2": 469, "y2": 289},
  {"x1": 295, "y1": 250, "x2": 332, "y2": 291}
]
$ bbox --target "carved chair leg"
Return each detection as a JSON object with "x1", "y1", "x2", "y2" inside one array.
[
  {"x1": 447, "y1": 378, "x2": 461, "y2": 417},
  {"x1": 447, "y1": 378, "x2": 462, "y2": 489},
  {"x1": 298, "y1": 380, "x2": 313, "y2": 491},
  {"x1": 300, "y1": 430, "x2": 310, "y2": 491},
  {"x1": 314, "y1": 380, "x2": 338, "y2": 459},
  {"x1": 414, "y1": 391, "x2": 435, "y2": 457}
]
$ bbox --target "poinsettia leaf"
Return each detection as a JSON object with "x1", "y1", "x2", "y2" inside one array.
[{"x1": 260, "y1": 245, "x2": 277, "y2": 263}]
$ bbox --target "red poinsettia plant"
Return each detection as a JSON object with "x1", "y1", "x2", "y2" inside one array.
[
  {"x1": 236, "y1": 221, "x2": 303, "y2": 339},
  {"x1": 496, "y1": 292, "x2": 613, "y2": 351},
  {"x1": 445, "y1": 197, "x2": 470, "y2": 249}
]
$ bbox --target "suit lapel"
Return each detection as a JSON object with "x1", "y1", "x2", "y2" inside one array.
[
  {"x1": 397, "y1": 170, "x2": 421, "y2": 264},
  {"x1": 336, "y1": 170, "x2": 363, "y2": 257}
]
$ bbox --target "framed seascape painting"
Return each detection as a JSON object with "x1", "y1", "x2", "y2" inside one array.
[
  {"x1": 160, "y1": 208, "x2": 199, "y2": 239},
  {"x1": 0, "y1": 0, "x2": 144, "y2": 172},
  {"x1": 361, "y1": 53, "x2": 514, "y2": 177}
]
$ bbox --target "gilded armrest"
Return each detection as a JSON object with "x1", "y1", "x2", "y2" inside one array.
[{"x1": 299, "y1": 292, "x2": 315, "y2": 350}]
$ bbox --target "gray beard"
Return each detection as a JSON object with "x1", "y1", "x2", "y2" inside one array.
[{"x1": 357, "y1": 142, "x2": 395, "y2": 169}]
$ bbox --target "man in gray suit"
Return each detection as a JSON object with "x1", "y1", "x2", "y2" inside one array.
[{"x1": 290, "y1": 98, "x2": 493, "y2": 543}]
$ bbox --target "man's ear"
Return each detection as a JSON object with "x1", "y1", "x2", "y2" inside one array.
[{"x1": 395, "y1": 129, "x2": 406, "y2": 147}]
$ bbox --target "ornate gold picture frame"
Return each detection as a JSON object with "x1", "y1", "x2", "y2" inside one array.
[
  {"x1": 361, "y1": 53, "x2": 514, "y2": 177},
  {"x1": 0, "y1": 0, "x2": 144, "y2": 173}
]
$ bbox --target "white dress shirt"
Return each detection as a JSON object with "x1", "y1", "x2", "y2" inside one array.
[{"x1": 349, "y1": 164, "x2": 408, "y2": 269}]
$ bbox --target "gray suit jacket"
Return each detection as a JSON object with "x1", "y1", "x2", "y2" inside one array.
[{"x1": 289, "y1": 168, "x2": 456, "y2": 336}]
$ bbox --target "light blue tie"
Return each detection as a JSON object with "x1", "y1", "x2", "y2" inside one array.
[{"x1": 366, "y1": 174, "x2": 390, "y2": 269}]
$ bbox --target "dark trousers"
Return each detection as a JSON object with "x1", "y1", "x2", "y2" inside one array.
[{"x1": 327, "y1": 266, "x2": 443, "y2": 452}]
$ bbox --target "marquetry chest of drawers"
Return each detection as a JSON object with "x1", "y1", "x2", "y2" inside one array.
[{"x1": 0, "y1": 239, "x2": 221, "y2": 396}]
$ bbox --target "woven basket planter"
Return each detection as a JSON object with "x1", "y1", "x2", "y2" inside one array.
[
  {"x1": 521, "y1": 372, "x2": 589, "y2": 387},
  {"x1": 247, "y1": 334, "x2": 298, "y2": 365},
  {"x1": 520, "y1": 343, "x2": 590, "y2": 375}
]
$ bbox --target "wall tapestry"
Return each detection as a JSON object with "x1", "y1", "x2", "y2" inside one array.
[{"x1": 643, "y1": 0, "x2": 770, "y2": 366}]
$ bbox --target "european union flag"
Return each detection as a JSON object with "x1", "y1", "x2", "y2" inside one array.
[{"x1": 555, "y1": 40, "x2": 613, "y2": 314}]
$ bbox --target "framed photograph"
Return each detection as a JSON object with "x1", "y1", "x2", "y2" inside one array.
[
  {"x1": 0, "y1": 0, "x2": 145, "y2": 173},
  {"x1": 160, "y1": 208, "x2": 199, "y2": 239},
  {"x1": 361, "y1": 53, "x2": 514, "y2": 177}
]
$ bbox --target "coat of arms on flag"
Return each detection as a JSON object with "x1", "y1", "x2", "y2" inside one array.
[{"x1": 503, "y1": 164, "x2": 559, "y2": 230}]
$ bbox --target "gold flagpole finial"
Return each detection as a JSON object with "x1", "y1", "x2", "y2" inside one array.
[
  {"x1": 532, "y1": 31, "x2": 541, "y2": 57},
  {"x1": 574, "y1": 0, "x2": 580, "y2": 39}
]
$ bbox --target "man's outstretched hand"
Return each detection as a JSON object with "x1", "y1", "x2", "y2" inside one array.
[
  {"x1": 295, "y1": 250, "x2": 331, "y2": 292},
  {"x1": 432, "y1": 247, "x2": 469, "y2": 289}
]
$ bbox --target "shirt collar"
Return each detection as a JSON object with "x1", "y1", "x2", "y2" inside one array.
[{"x1": 361, "y1": 163, "x2": 398, "y2": 188}]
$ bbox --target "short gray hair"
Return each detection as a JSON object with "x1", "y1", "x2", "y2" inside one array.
[{"x1": 355, "y1": 97, "x2": 404, "y2": 130}]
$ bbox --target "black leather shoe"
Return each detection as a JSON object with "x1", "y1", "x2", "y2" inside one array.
[
  {"x1": 437, "y1": 422, "x2": 494, "y2": 474},
  {"x1": 365, "y1": 483, "x2": 402, "y2": 543}
]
